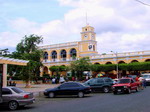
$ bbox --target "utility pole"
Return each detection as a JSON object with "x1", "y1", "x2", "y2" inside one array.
[{"x1": 111, "y1": 51, "x2": 119, "y2": 79}]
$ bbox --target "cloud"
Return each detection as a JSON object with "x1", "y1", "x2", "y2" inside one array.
[
  {"x1": 1, "y1": 0, "x2": 150, "y2": 54},
  {"x1": 0, "y1": 32, "x2": 21, "y2": 48}
]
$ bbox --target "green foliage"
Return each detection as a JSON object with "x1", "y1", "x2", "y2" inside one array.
[
  {"x1": 90, "y1": 64, "x2": 102, "y2": 72},
  {"x1": 59, "y1": 65, "x2": 69, "y2": 72},
  {"x1": 70, "y1": 57, "x2": 92, "y2": 79},
  {"x1": 49, "y1": 65, "x2": 69, "y2": 76},
  {"x1": 103, "y1": 64, "x2": 116, "y2": 72},
  {"x1": 91, "y1": 62, "x2": 150, "y2": 73},
  {"x1": 8, "y1": 34, "x2": 43, "y2": 83}
]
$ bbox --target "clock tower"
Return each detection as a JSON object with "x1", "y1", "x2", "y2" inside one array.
[
  {"x1": 79, "y1": 25, "x2": 98, "y2": 57},
  {"x1": 81, "y1": 25, "x2": 96, "y2": 41}
]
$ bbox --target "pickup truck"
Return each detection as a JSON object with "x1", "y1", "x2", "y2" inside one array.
[{"x1": 112, "y1": 78, "x2": 140, "y2": 94}]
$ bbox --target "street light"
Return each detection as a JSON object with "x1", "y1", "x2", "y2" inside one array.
[{"x1": 111, "y1": 51, "x2": 119, "y2": 79}]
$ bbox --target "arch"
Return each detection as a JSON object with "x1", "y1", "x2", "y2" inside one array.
[
  {"x1": 118, "y1": 61, "x2": 126, "y2": 64},
  {"x1": 106, "y1": 62, "x2": 112, "y2": 64},
  {"x1": 93, "y1": 45, "x2": 95, "y2": 51},
  {"x1": 70, "y1": 48, "x2": 77, "y2": 60},
  {"x1": 131, "y1": 60, "x2": 139, "y2": 63},
  {"x1": 94, "y1": 62, "x2": 100, "y2": 65},
  {"x1": 51, "y1": 50, "x2": 57, "y2": 61},
  {"x1": 145, "y1": 59, "x2": 150, "y2": 62},
  {"x1": 43, "y1": 52, "x2": 48, "y2": 61},
  {"x1": 60, "y1": 49, "x2": 67, "y2": 61},
  {"x1": 43, "y1": 66, "x2": 48, "y2": 74}
]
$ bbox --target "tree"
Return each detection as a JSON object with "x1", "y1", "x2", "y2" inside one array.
[
  {"x1": 70, "y1": 57, "x2": 92, "y2": 80},
  {"x1": 49, "y1": 65, "x2": 69, "y2": 76},
  {"x1": 10, "y1": 34, "x2": 43, "y2": 87},
  {"x1": 49, "y1": 66, "x2": 60, "y2": 76}
]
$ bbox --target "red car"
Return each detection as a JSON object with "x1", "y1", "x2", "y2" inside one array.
[{"x1": 112, "y1": 78, "x2": 140, "y2": 94}]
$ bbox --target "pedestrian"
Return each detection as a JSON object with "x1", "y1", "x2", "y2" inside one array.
[
  {"x1": 143, "y1": 78, "x2": 146, "y2": 88},
  {"x1": 59, "y1": 75, "x2": 65, "y2": 84},
  {"x1": 138, "y1": 76, "x2": 144, "y2": 90},
  {"x1": 52, "y1": 78, "x2": 56, "y2": 84},
  {"x1": 72, "y1": 76, "x2": 75, "y2": 81},
  {"x1": 86, "y1": 75, "x2": 88, "y2": 81},
  {"x1": 135, "y1": 76, "x2": 139, "y2": 82},
  {"x1": 8, "y1": 76, "x2": 12, "y2": 86}
]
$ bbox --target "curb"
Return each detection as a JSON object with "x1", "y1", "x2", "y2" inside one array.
[{"x1": 33, "y1": 91, "x2": 44, "y2": 97}]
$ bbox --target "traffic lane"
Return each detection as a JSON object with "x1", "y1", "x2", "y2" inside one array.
[
  {"x1": 33, "y1": 88, "x2": 150, "y2": 112},
  {"x1": 1, "y1": 87, "x2": 150, "y2": 112}
]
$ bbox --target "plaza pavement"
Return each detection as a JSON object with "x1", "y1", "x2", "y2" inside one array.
[{"x1": 16, "y1": 83, "x2": 60, "y2": 97}]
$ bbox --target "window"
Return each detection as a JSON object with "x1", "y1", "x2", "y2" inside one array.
[
  {"x1": 68, "y1": 83, "x2": 80, "y2": 87},
  {"x1": 97, "y1": 79, "x2": 104, "y2": 83},
  {"x1": 60, "y1": 83, "x2": 80, "y2": 88},
  {"x1": 70, "y1": 48, "x2": 77, "y2": 59},
  {"x1": 118, "y1": 79, "x2": 130, "y2": 84},
  {"x1": 43, "y1": 52, "x2": 48, "y2": 60},
  {"x1": 2, "y1": 88, "x2": 12, "y2": 95},
  {"x1": 11, "y1": 87, "x2": 24, "y2": 93},
  {"x1": 51, "y1": 51, "x2": 57, "y2": 60},
  {"x1": 60, "y1": 50, "x2": 67, "y2": 60},
  {"x1": 105, "y1": 79, "x2": 112, "y2": 82}
]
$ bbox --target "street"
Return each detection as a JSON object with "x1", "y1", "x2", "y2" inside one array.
[{"x1": 1, "y1": 87, "x2": 150, "y2": 112}]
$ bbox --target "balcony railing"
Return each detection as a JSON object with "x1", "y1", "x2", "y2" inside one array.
[{"x1": 91, "y1": 50, "x2": 150, "y2": 59}]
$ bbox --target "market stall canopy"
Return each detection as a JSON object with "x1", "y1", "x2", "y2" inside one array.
[{"x1": 0, "y1": 57, "x2": 29, "y2": 65}]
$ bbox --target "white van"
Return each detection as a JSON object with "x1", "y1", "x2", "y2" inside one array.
[{"x1": 141, "y1": 73, "x2": 150, "y2": 85}]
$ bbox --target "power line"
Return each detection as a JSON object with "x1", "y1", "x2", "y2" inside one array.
[{"x1": 135, "y1": 0, "x2": 150, "y2": 6}]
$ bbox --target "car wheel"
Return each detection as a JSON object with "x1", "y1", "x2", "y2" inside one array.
[
  {"x1": 8, "y1": 101, "x2": 18, "y2": 110},
  {"x1": 48, "y1": 92, "x2": 55, "y2": 98},
  {"x1": 136, "y1": 86, "x2": 139, "y2": 92},
  {"x1": 78, "y1": 92, "x2": 84, "y2": 98},
  {"x1": 103, "y1": 87, "x2": 109, "y2": 93}
]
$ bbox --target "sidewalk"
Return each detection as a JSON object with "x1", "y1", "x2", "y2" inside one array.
[{"x1": 16, "y1": 83, "x2": 59, "y2": 97}]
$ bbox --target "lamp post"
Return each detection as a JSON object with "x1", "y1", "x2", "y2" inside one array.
[{"x1": 111, "y1": 51, "x2": 119, "y2": 79}]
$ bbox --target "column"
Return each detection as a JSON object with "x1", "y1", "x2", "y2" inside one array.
[{"x1": 3, "y1": 64, "x2": 7, "y2": 87}]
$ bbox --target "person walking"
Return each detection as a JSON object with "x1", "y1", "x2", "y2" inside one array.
[
  {"x1": 59, "y1": 75, "x2": 65, "y2": 84},
  {"x1": 138, "y1": 76, "x2": 144, "y2": 90},
  {"x1": 52, "y1": 78, "x2": 56, "y2": 84},
  {"x1": 143, "y1": 78, "x2": 147, "y2": 88}
]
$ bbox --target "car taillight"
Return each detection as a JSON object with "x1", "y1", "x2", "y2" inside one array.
[{"x1": 24, "y1": 94, "x2": 29, "y2": 99}]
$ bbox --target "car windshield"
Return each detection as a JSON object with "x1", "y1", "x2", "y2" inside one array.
[
  {"x1": 84, "y1": 79, "x2": 93, "y2": 84},
  {"x1": 11, "y1": 87, "x2": 25, "y2": 93},
  {"x1": 143, "y1": 75, "x2": 150, "y2": 78},
  {"x1": 118, "y1": 79, "x2": 130, "y2": 84}
]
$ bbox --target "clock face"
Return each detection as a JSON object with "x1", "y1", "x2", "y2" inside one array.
[
  {"x1": 89, "y1": 45, "x2": 92, "y2": 49},
  {"x1": 84, "y1": 35, "x2": 88, "y2": 38},
  {"x1": 92, "y1": 34, "x2": 94, "y2": 38}
]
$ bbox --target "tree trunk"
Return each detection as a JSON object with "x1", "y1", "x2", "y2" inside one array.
[{"x1": 25, "y1": 80, "x2": 31, "y2": 88}]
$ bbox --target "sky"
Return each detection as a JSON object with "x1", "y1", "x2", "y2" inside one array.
[{"x1": 1, "y1": 0, "x2": 150, "y2": 54}]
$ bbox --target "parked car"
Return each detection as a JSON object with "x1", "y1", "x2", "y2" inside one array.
[
  {"x1": 83, "y1": 77, "x2": 114, "y2": 93},
  {"x1": 141, "y1": 73, "x2": 150, "y2": 85},
  {"x1": 44, "y1": 82, "x2": 91, "y2": 98},
  {"x1": 0, "y1": 87, "x2": 35, "y2": 110},
  {"x1": 128, "y1": 75, "x2": 137, "y2": 80},
  {"x1": 112, "y1": 78, "x2": 140, "y2": 94}
]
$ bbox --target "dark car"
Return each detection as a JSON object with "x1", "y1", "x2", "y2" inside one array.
[
  {"x1": 0, "y1": 87, "x2": 35, "y2": 110},
  {"x1": 84, "y1": 77, "x2": 113, "y2": 93},
  {"x1": 44, "y1": 82, "x2": 91, "y2": 98}
]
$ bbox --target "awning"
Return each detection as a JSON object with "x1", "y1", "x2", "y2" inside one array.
[{"x1": 0, "y1": 56, "x2": 29, "y2": 66}]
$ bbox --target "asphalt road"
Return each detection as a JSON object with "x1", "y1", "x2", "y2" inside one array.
[{"x1": 1, "y1": 87, "x2": 150, "y2": 112}]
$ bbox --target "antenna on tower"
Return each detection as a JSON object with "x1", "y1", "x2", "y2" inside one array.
[{"x1": 86, "y1": 11, "x2": 89, "y2": 26}]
